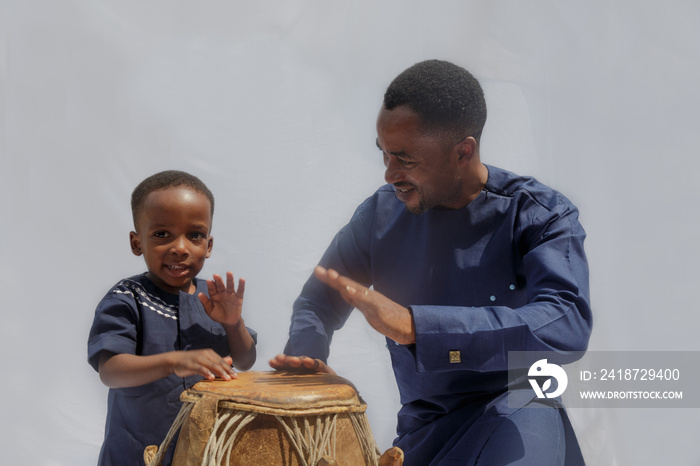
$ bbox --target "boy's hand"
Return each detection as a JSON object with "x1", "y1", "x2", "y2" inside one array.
[
  {"x1": 173, "y1": 349, "x2": 238, "y2": 380},
  {"x1": 199, "y1": 272, "x2": 244, "y2": 327}
]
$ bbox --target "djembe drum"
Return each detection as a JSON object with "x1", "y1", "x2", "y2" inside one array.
[{"x1": 145, "y1": 371, "x2": 402, "y2": 466}]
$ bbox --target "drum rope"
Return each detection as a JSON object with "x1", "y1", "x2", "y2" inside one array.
[
  {"x1": 154, "y1": 375, "x2": 383, "y2": 466},
  {"x1": 274, "y1": 413, "x2": 339, "y2": 466},
  {"x1": 201, "y1": 410, "x2": 237, "y2": 463},
  {"x1": 146, "y1": 401, "x2": 195, "y2": 466},
  {"x1": 348, "y1": 411, "x2": 381, "y2": 465},
  {"x1": 203, "y1": 410, "x2": 241, "y2": 461},
  {"x1": 221, "y1": 412, "x2": 258, "y2": 466},
  {"x1": 201, "y1": 410, "x2": 258, "y2": 465},
  {"x1": 275, "y1": 415, "x2": 310, "y2": 466}
]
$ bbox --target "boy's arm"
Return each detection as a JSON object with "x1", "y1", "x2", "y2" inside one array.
[
  {"x1": 199, "y1": 272, "x2": 257, "y2": 371},
  {"x1": 98, "y1": 349, "x2": 237, "y2": 389},
  {"x1": 221, "y1": 321, "x2": 256, "y2": 371}
]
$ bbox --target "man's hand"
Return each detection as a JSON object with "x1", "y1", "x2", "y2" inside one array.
[
  {"x1": 314, "y1": 266, "x2": 416, "y2": 344},
  {"x1": 269, "y1": 354, "x2": 336, "y2": 375},
  {"x1": 199, "y1": 272, "x2": 244, "y2": 327}
]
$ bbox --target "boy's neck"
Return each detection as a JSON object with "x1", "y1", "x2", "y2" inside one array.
[{"x1": 145, "y1": 272, "x2": 198, "y2": 295}]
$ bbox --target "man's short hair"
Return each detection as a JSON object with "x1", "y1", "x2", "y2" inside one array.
[
  {"x1": 383, "y1": 59, "x2": 487, "y2": 143},
  {"x1": 131, "y1": 170, "x2": 215, "y2": 229}
]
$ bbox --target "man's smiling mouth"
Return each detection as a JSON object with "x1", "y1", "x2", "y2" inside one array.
[{"x1": 394, "y1": 184, "x2": 415, "y2": 193}]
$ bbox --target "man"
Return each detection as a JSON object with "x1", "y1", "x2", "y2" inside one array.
[{"x1": 271, "y1": 60, "x2": 591, "y2": 465}]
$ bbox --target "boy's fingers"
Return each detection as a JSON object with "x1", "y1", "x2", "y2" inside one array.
[
  {"x1": 213, "y1": 274, "x2": 225, "y2": 293},
  {"x1": 204, "y1": 357, "x2": 237, "y2": 380},
  {"x1": 226, "y1": 272, "x2": 234, "y2": 292},
  {"x1": 198, "y1": 292, "x2": 211, "y2": 310},
  {"x1": 206, "y1": 279, "x2": 216, "y2": 295}
]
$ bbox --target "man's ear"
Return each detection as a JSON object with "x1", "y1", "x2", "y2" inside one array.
[
  {"x1": 129, "y1": 231, "x2": 142, "y2": 256},
  {"x1": 206, "y1": 236, "x2": 214, "y2": 259},
  {"x1": 456, "y1": 136, "x2": 478, "y2": 162}
]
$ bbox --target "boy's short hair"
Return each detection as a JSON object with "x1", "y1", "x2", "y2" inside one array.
[
  {"x1": 131, "y1": 170, "x2": 215, "y2": 229},
  {"x1": 383, "y1": 59, "x2": 487, "y2": 143}
]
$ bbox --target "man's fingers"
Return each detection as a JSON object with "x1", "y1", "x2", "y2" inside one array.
[
  {"x1": 268, "y1": 354, "x2": 335, "y2": 375},
  {"x1": 314, "y1": 266, "x2": 344, "y2": 286},
  {"x1": 301, "y1": 356, "x2": 317, "y2": 369},
  {"x1": 315, "y1": 266, "x2": 369, "y2": 303},
  {"x1": 268, "y1": 354, "x2": 302, "y2": 370}
]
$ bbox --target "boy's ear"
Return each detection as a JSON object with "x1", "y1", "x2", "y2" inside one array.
[
  {"x1": 129, "y1": 231, "x2": 143, "y2": 256},
  {"x1": 206, "y1": 236, "x2": 213, "y2": 259}
]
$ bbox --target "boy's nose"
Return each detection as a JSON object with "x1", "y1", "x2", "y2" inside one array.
[{"x1": 171, "y1": 236, "x2": 189, "y2": 255}]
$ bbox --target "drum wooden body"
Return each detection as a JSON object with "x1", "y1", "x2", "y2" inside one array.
[{"x1": 168, "y1": 371, "x2": 379, "y2": 465}]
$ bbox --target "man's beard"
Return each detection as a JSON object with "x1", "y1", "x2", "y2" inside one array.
[
  {"x1": 402, "y1": 178, "x2": 463, "y2": 216},
  {"x1": 404, "y1": 194, "x2": 430, "y2": 216}
]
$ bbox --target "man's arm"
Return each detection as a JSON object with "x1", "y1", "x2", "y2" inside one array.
[
  {"x1": 312, "y1": 266, "x2": 415, "y2": 344},
  {"x1": 282, "y1": 197, "x2": 377, "y2": 362},
  {"x1": 301, "y1": 199, "x2": 592, "y2": 374},
  {"x1": 409, "y1": 201, "x2": 591, "y2": 373}
]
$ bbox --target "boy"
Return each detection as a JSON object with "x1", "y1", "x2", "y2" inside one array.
[{"x1": 87, "y1": 170, "x2": 256, "y2": 465}]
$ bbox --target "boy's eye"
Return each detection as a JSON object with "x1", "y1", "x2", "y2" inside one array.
[
  {"x1": 153, "y1": 231, "x2": 170, "y2": 238},
  {"x1": 188, "y1": 232, "x2": 206, "y2": 240}
]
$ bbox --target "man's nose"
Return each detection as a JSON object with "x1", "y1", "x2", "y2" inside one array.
[{"x1": 384, "y1": 157, "x2": 404, "y2": 184}]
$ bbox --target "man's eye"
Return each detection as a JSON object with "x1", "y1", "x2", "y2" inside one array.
[{"x1": 399, "y1": 159, "x2": 415, "y2": 167}]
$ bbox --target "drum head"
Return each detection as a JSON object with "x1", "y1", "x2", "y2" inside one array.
[{"x1": 185, "y1": 371, "x2": 363, "y2": 411}]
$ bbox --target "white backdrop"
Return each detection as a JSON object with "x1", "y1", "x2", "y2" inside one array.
[{"x1": 2, "y1": 1, "x2": 700, "y2": 464}]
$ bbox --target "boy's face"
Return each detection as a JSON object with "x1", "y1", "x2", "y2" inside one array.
[{"x1": 129, "y1": 187, "x2": 213, "y2": 295}]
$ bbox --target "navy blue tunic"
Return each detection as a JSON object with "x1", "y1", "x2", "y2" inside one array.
[
  {"x1": 88, "y1": 273, "x2": 256, "y2": 466},
  {"x1": 285, "y1": 165, "x2": 592, "y2": 464}
]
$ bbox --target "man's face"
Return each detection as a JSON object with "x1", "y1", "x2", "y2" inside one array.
[
  {"x1": 130, "y1": 187, "x2": 213, "y2": 294},
  {"x1": 376, "y1": 105, "x2": 465, "y2": 215}
]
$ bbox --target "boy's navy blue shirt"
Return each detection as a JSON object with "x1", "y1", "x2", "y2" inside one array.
[{"x1": 88, "y1": 273, "x2": 257, "y2": 465}]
